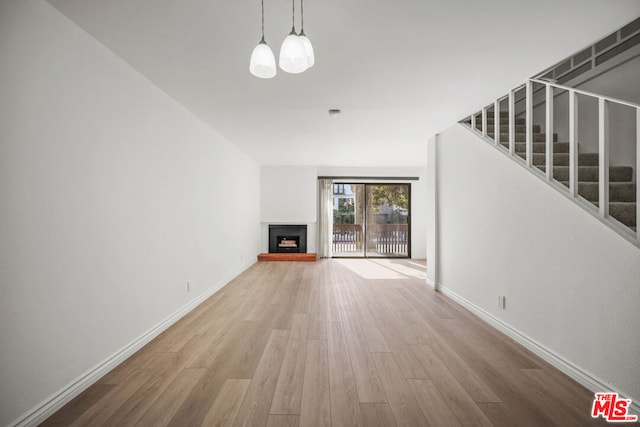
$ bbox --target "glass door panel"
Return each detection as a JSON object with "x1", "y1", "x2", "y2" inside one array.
[
  {"x1": 365, "y1": 184, "x2": 409, "y2": 257},
  {"x1": 332, "y1": 184, "x2": 365, "y2": 256}
]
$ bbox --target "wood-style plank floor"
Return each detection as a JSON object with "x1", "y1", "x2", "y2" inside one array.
[{"x1": 42, "y1": 259, "x2": 607, "y2": 426}]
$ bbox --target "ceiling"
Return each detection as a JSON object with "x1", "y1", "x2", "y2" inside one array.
[{"x1": 48, "y1": 0, "x2": 640, "y2": 167}]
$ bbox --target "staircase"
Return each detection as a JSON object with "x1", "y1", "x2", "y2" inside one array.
[{"x1": 464, "y1": 107, "x2": 637, "y2": 233}]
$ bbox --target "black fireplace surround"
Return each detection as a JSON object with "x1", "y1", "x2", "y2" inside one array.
[{"x1": 269, "y1": 224, "x2": 307, "y2": 254}]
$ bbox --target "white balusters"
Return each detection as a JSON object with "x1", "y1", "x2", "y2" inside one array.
[
  {"x1": 525, "y1": 81, "x2": 533, "y2": 167},
  {"x1": 494, "y1": 100, "x2": 500, "y2": 146},
  {"x1": 545, "y1": 84, "x2": 554, "y2": 180},
  {"x1": 569, "y1": 90, "x2": 579, "y2": 197},
  {"x1": 508, "y1": 90, "x2": 515, "y2": 155},
  {"x1": 462, "y1": 78, "x2": 640, "y2": 245},
  {"x1": 482, "y1": 107, "x2": 488, "y2": 138},
  {"x1": 598, "y1": 98, "x2": 610, "y2": 218}
]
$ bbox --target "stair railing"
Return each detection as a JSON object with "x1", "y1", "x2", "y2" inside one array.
[{"x1": 462, "y1": 79, "x2": 640, "y2": 246}]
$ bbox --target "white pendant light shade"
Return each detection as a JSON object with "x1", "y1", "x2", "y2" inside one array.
[
  {"x1": 298, "y1": 32, "x2": 314, "y2": 68},
  {"x1": 279, "y1": 31, "x2": 308, "y2": 74},
  {"x1": 250, "y1": 41, "x2": 276, "y2": 79},
  {"x1": 250, "y1": 0, "x2": 275, "y2": 79}
]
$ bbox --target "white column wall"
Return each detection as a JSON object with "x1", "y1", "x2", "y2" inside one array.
[
  {"x1": 426, "y1": 136, "x2": 439, "y2": 286},
  {"x1": 434, "y1": 124, "x2": 640, "y2": 404}
]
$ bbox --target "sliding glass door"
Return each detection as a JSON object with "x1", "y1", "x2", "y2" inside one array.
[{"x1": 332, "y1": 183, "x2": 410, "y2": 258}]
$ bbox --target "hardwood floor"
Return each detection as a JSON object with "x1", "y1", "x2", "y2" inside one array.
[{"x1": 42, "y1": 259, "x2": 607, "y2": 426}]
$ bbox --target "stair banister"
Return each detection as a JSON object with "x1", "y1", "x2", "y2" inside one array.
[
  {"x1": 462, "y1": 77, "x2": 640, "y2": 246},
  {"x1": 533, "y1": 79, "x2": 640, "y2": 231},
  {"x1": 529, "y1": 78, "x2": 640, "y2": 109},
  {"x1": 525, "y1": 79, "x2": 640, "y2": 236}
]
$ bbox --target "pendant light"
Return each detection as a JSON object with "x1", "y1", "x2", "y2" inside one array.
[
  {"x1": 298, "y1": 0, "x2": 314, "y2": 68},
  {"x1": 250, "y1": 0, "x2": 276, "y2": 79},
  {"x1": 279, "y1": 0, "x2": 307, "y2": 74}
]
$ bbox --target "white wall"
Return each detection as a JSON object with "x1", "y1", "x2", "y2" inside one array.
[
  {"x1": 260, "y1": 166, "x2": 318, "y2": 253},
  {"x1": 260, "y1": 166, "x2": 318, "y2": 224},
  {"x1": 426, "y1": 138, "x2": 439, "y2": 285},
  {"x1": 317, "y1": 166, "x2": 427, "y2": 259},
  {"x1": 430, "y1": 124, "x2": 640, "y2": 405},
  {"x1": 0, "y1": 2, "x2": 260, "y2": 425}
]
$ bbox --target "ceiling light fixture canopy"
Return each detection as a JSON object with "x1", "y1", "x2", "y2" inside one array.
[{"x1": 249, "y1": 0, "x2": 276, "y2": 79}]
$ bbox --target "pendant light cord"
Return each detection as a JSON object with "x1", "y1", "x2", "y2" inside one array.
[
  {"x1": 300, "y1": 0, "x2": 304, "y2": 32},
  {"x1": 260, "y1": 0, "x2": 265, "y2": 42},
  {"x1": 291, "y1": 0, "x2": 296, "y2": 33}
]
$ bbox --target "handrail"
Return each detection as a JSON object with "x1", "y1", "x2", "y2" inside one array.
[
  {"x1": 533, "y1": 17, "x2": 640, "y2": 84},
  {"x1": 460, "y1": 77, "x2": 640, "y2": 247},
  {"x1": 529, "y1": 78, "x2": 640, "y2": 109},
  {"x1": 474, "y1": 80, "x2": 640, "y2": 120}
]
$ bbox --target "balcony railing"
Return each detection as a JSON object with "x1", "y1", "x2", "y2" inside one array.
[
  {"x1": 333, "y1": 224, "x2": 363, "y2": 254},
  {"x1": 332, "y1": 224, "x2": 409, "y2": 256}
]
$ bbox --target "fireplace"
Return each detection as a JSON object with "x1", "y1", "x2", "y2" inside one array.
[
  {"x1": 269, "y1": 225, "x2": 307, "y2": 254},
  {"x1": 277, "y1": 235, "x2": 300, "y2": 251}
]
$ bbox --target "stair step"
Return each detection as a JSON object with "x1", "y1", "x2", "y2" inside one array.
[
  {"x1": 505, "y1": 141, "x2": 568, "y2": 153},
  {"x1": 485, "y1": 118, "x2": 527, "y2": 126},
  {"x1": 605, "y1": 203, "x2": 636, "y2": 227},
  {"x1": 557, "y1": 182, "x2": 637, "y2": 202},
  {"x1": 539, "y1": 166, "x2": 633, "y2": 182},
  {"x1": 494, "y1": 133, "x2": 558, "y2": 142},
  {"x1": 511, "y1": 124, "x2": 540, "y2": 133},
  {"x1": 478, "y1": 124, "x2": 539, "y2": 133},
  {"x1": 532, "y1": 153, "x2": 600, "y2": 166},
  {"x1": 559, "y1": 182, "x2": 637, "y2": 227}
]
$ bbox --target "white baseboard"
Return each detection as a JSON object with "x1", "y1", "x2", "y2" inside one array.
[
  {"x1": 437, "y1": 284, "x2": 640, "y2": 416},
  {"x1": 11, "y1": 260, "x2": 256, "y2": 427},
  {"x1": 425, "y1": 277, "x2": 438, "y2": 290}
]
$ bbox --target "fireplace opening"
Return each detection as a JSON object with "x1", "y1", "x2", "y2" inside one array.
[
  {"x1": 277, "y1": 235, "x2": 300, "y2": 252},
  {"x1": 269, "y1": 225, "x2": 307, "y2": 254}
]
